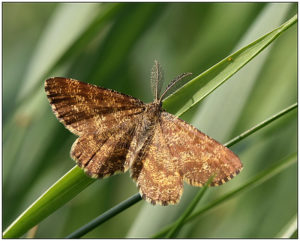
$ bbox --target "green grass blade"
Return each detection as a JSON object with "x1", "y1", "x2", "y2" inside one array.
[
  {"x1": 224, "y1": 102, "x2": 297, "y2": 147},
  {"x1": 49, "y1": 3, "x2": 122, "y2": 74},
  {"x1": 3, "y1": 166, "x2": 95, "y2": 238},
  {"x1": 165, "y1": 177, "x2": 213, "y2": 238},
  {"x1": 163, "y1": 14, "x2": 297, "y2": 116},
  {"x1": 16, "y1": 3, "x2": 121, "y2": 107},
  {"x1": 188, "y1": 154, "x2": 296, "y2": 221},
  {"x1": 276, "y1": 214, "x2": 297, "y2": 238},
  {"x1": 152, "y1": 152, "x2": 297, "y2": 238},
  {"x1": 86, "y1": 3, "x2": 167, "y2": 84},
  {"x1": 66, "y1": 193, "x2": 142, "y2": 238},
  {"x1": 290, "y1": 230, "x2": 298, "y2": 239}
]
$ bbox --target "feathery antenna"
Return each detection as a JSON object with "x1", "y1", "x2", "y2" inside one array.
[
  {"x1": 159, "y1": 72, "x2": 192, "y2": 102},
  {"x1": 150, "y1": 60, "x2": 164, "y2": 101}
]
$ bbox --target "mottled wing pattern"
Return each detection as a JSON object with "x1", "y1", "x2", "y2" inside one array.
[
  {"x1": 45, "y1": 77, "x2": 145, "y2": 136},
  {"x1": 160, "y1": 112, "x2": 243, "y2": 187},
  {"x1": 71, "y1": 124, "x2": 136, "y2": 178},
  {"x1": 131, "y1": 124, "x2": 183, "y2": 205}
]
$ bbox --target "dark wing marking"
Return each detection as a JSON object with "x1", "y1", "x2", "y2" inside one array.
[
  {"x1": 45, "y1": 77, "x2": 145, "y2": 136},
  {"x1": 71, "y1": 124, "x2": 136, "y2": 178}
]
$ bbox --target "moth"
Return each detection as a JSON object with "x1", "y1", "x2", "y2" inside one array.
[{"x1": 45, "y1": 61, "x2": 242, "y2": 206}]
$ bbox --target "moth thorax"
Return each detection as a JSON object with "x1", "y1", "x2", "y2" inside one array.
[
  {"x1": 141, "y1": 102, "x2": 160, "y2": 127},
  {"x1": 146, "y1": 102, "x2": 161, "y2": 115}
]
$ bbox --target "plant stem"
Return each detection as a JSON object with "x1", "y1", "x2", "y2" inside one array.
[
  {"x1": 165, "y1": 177, "x2": 212, "y2": 238},
  {"x1": 152, "y1": 152, "x2": 296, "y2": 238},
  {"x1": 65, "y1": 193, "x2": 142, "y2": 238},
  {"x1": 224, "y1": 102, "x2": 297, "y2": 147}
]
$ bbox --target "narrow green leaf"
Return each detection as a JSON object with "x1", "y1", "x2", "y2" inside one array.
[
  {"x1": 16, "y1": 3, "x2": 122, "y2": 107},
  {"x1": 87, "y1": 3, "x2": 167, "y2": 84},
  {"x1": 49, "y1": 3, "x2": 122, "y2": 74},
  {"x1": 163, "y1": 14, "x2": 297, "y2": 116},
  {"x1": 165, "y1": 177, "x2": 213, "y2": 238},
  {"x1": 66, "y1": 193, "x2": 142, "y2": 238},
  {"x1": 152, "y1": 152, "x2": 297, "y2": 238},
  {"x1": 189, "y1": 154, "x2": 296, "y2": 221},
  {"x1": 17, "y1": 4, "x2": 100, "y2": 101},
  {"x1": 3, "y1": 166, "x2": 95, "y2": 238},
  {"x1": 224, "y1": 102, "x2": 297, "y2": 147},
  {"x1": 276, "y1": 214, "x2": 297, "y2": 238}
]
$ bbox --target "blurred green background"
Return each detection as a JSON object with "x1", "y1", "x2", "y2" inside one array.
[{"x1": 3, "y1": 2, "x2": 297, "y2": 238}]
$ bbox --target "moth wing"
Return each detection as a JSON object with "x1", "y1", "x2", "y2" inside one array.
[
  {"x1": 45, "y1": 77, "x2": 145, "y2": 136},
  {"x1": 160, "y1": 112, "x2": 242, "y2": 187},
  {"x1": 131, "y1": 124, "x2": 183, "y2": 206},
  {"x1": 71, "y1": 124, "x2": 135, "y2": 178}
]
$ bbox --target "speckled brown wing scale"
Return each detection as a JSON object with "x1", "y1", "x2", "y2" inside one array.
[
  {"x1": 131, "y1": 124, "x2": 184, "y2": 206},
  {"x1": 45, "y1": 72, "x2": 243, "y2": 206},
  {"x1": 45, "y1": 77, "x2": 144, "y2": 177},
  {"x1": 131, "y1": 111, "x2": 242, "y2": 205},
  {"x1": 45, "y1": 77, "x2": 144, "y2": 136},
  {"x1": 160, "y1": 112, "x2": 243, "y2": 187}
]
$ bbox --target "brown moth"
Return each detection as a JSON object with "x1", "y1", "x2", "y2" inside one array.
[{"x1": 45, "y1": 61, "x2": 242, "y2": 206}]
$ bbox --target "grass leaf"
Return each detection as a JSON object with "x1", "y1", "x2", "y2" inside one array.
[
  {"x1": 3, "y1": 167, "x2": 95, "y2": 238},
  {"x1": 275, "y1": 214, "x2": 297, "y2": 238},
  {"x1": 152, "y1": 152, "x2": 297, "y2": 238},
  {"x1": 165, "y1": 177, "x2": 212, "y2": 238},
  {"x1": 66, "y1": 194, "x2": 142, "y2": 238},
  {"x1": 163, "y1": 14, "x2": 297, "y2": 116}
]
